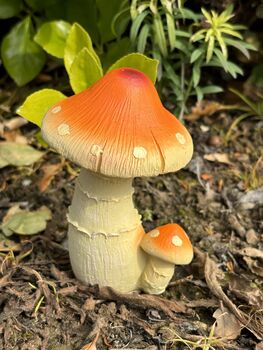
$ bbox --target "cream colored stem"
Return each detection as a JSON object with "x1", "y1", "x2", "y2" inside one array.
[
  {"x1": 140, "y1": 256, "x2": 174, "y2": 294},
  {"x1": 67, "y1": 168, "x2": 146, "y2": 292}
]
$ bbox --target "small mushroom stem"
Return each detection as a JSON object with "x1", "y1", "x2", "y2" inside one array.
[
  {"x1": 139, "y1": 256, "x2": 174, "y2": 294},
  {"x1": 67, "y1": 168, "x2": 146, "y2": 292}
]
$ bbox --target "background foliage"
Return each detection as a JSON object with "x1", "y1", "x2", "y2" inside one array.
[{"x1": 0, "y1": 0, "x2": 262, "y2": 118}]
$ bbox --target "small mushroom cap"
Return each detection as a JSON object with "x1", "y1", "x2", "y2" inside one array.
[
  {"x1": 140, "y1": 224, "x2": 193, "y2": 264},
  {"x1": 42, "y1": 68, "x2": 193, "y2": 178}
]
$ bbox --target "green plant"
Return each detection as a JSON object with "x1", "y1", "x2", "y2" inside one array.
[
  {"x1": 17, "y1": 22, "x2": 158, "y2": 127},
  {"x1": 225, "y1": 88, "x2": 263, "y2": 142},
  {"x1": 0, "y1": 0, "x2": 130, "y2": 86},
  {"x1": 129, "y1": 1, "x2": 256, "y2": 118}
]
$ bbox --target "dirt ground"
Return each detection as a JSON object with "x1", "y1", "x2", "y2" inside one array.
[{"x1": 0, "y1": 75, "x2": 263, "y2": 350}]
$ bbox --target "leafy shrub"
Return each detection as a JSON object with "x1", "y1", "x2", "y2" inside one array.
[
  {"x1": 129, "y1": 1, "x2": 256, "y2": 118},
  {"x1": 0, "y1": 0, "x2": 130, "y2": 86},
  {"x1": 17, "y1": 22, "x2": 158, "y2": 127}
]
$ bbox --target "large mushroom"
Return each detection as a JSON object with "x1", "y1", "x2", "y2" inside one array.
[
  {"x1": 41, "y1": 68, "x2": 193, "y2": 293},
  {"x1": 140, "y1": 224, "x2": 193, "y2": 294}
]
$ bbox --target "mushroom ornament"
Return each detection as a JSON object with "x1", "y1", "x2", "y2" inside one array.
[
  {"x1": 41, "y1": 67, "x2": 193, "y2": 293},
  {"x1": 140, "y1": 224, "x2": 193, "y2": 294}
]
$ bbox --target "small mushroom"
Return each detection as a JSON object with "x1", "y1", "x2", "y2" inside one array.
[{"x1": 140, "y1": 224, "x2": 193, "y2": 294}]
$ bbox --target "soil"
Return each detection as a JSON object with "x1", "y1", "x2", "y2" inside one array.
[{"x1": 0, "y1": 74, "x2": 262, "y2": 350}]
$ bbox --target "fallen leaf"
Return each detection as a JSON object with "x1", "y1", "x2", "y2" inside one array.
[
  {"x1": 1, "y1": 206, "x2": 51, "y2": 236},
  {"x1": 80, "y1": 333, "x2": 99, "y2": 350},
  {"x1": 239, "y1": 248, "x2": 263, "y2": 259},
  {"x1": 185, "y1": 100, "x2": 227, "y2": 121},
  {"x1": 213, "y1": 304, "x2": 242, "y2": 340},
  {"x1": 204, "y1": 254, "x2": 263, "y2": 340},
  {"x1": 204, "y1": 153, "x2": 232, "y2": 165},
  {"x1": 4, "y1": 117, "x2": 28, "y2": 130},
  {"x1": 239, "y1": 187, "x2": 263, "y2": 209},
  {"x1": 37, "y1": 162, "x2": 63, "y2": 192},
  {"x1": 246, "y1": 229, "x2": 260, "y2": 245},
  {"x1": 228, "y1": 274, "x2": 263, "y2": 307},
  {"x1": 0, "y1": 142, "x2": 43, "y2": 168},
  {"x1": 243, "y1": 257, "x2": 263, "y2": 278},
  {"x1": 2, "y1": 131, "x2": 28, "y2": 144}
]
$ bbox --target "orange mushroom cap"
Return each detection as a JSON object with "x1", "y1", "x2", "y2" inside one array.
[
  {"x1": 42, "y1": 68, "x2": 193, "y2": 178},
  {"x1": 140, "y1": 224, "x2": 193, "y2": 264}
]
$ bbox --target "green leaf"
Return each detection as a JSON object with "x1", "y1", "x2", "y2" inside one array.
[
  {"x1": 165, "y1": 12, "x2": 176, "y2": 51},
  {"x1": 201, "y1": 8, "x2": 213, "y2": 23},
  {"x1": 2, "y1": 206, "x2": 51, "y2": 236},
  {"x1": 177, "y1": 8, "x2": 201, "y2": 20},
  {"x1": 153, "y1": 13, "x2": 168, "y2": 57},
  {"x1": 130, "y1": 10, "x2": 149, "y2": 43},
  {"x1": 107, "y1": 53, "x2": 159, "y2": 83},
  {"x1": 163, "y1": 61, "x2": 181, "y2": 88},
  {"x1": 190, "y1": 48, "x2": 204, "y2": 63},
  {"x1": 224, "y1": 38, "x2": 253, "y2": 59},
  {"x1": 216, "y1": 31, "x2": 228, "y2": 58},
  {"x1": 226, "y1": 61, "x2": 243, "y2": 78},
  {"x1": 0, "y1": 142, "x2": 43, "y2": 168},
  {"x1": 43, "y1": 0, "x2": 99, "y2": 45},
  {"x1": 214, "y1": 48, "x2": 229, "y2": 72},
  {"x1": 69, "y1": 47, "x2": 103, "y2": 93},
  {"x1": 201, "y1": 85, "x2": 223, "y2": 94},
  {"x1": 220, "y1": 28, "x2": 243, "y2": 39},
  {"x1": 34, "y1": 20, "x2": 71, "y2": 58},
  {"x1": 17, "y1": 89, "x2": 66, "y2": 127},
  {"x1": 137, "y1": 24, "x2": 150, "y2": 53},
  {"x1": 206, "y1": 35, "x2": 215, "y2": 62},
  {"x1": 0, "y1": 0, "x2": 22, "y2": 18},
  {"x1": 1, "y1": 17, "x2": 46, "y2": 86},
  {"x1": 96, "y1": 0, "x2": 124, "y2": 43},
  {"x1": 195, "y1": 86, "x2": 203, "y2": 101},
  {"x1": 174, "y1": 30, "x2": 191, "y2": 38},
  {"x1": 174, "y1": 40, "x2": 189, "y2": 55},
  {"x1": 112, "y1": 7, "x2": 131, "y2": 38},
  {"x1": 191, "y1": 29, "x2": 206, "y2": 42},
  {"x1": 193, "y1": 61, "x2": 201, "y2": 87},
  {"x1": 64, "y1": 23, "x2": 100, "y2": 74},
  {"x1": 102, "y1": 37, "x2": 131, "y2": 71}
]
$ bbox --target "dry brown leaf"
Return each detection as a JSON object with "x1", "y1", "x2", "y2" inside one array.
[
  {"x1": 2, "y1": 130, "x2": 28, "y2": 144},
  {"x1": 4, "y1": 117, "x2": 28, "y2": 131},
  {"x1": 228, "y1": 274, "x2": 263, "y2": 307},
  {"x1": 240, "y1": 248, "x2": 263, "y2": 259},
  {"x1": 213, "y1": 304, "x2": 242, "y2": 340},
  {"x1": 37, "y1": 162, "x2": 63, "y2": 192},
  {"x1": 82, "y1": 297, "x2": 97, "y2": 311},
  {"x1": 184, "y1": 100, "x2": 226, "y2": 121},
  {"x1": 204, "y1": 153, "x2": 232, "y2": 165},
  {"x1": 80, "y1": 333, "x2": 99, "y2": 350},
  {"x1": 243, "y1": 256, "x2": 263, "y2": 278},
  {"x1": 204, "y1": 254, "x2": 263, "y2": 340}
]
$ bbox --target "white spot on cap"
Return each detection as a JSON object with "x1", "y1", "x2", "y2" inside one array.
[
  {"x1": 51, "y1": 106, "x2": 61, "y2": 114},
  {"x1": 172, "y1": 235, "x2": 183, "y2": 246},
  {"x1": 133, "y1": 146, "x2": 147, "y2": 159},
  {"x1": 57, "y1": 123, "x2": 70, "y2": 136},
  {"x1": 150, "y1": 229, "x2": 160, "y2": 238},
  {"x1": 90, "y1": 144, "x2": 103, "y2": 157},
  {"x1": 176, "y1": 133, "x2": 186, "y2": 145}
]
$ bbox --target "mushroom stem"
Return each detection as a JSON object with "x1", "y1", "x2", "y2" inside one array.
[
  {"x1": 139, "y1": 256, "x2": 174, "y2": 294},
  {"x1": 67, "y1": 168, "x2": 146, "y2": 292}
]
